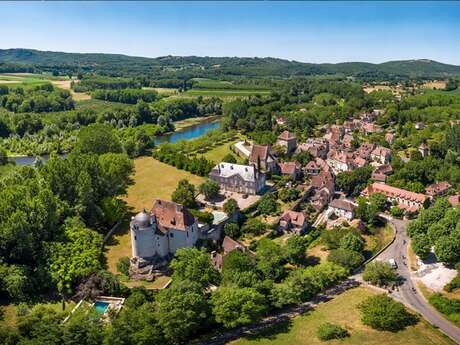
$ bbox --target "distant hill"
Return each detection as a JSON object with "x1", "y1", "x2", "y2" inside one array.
[{"x1": 1, "y1": 48, "x2": 460, "y2": 79}]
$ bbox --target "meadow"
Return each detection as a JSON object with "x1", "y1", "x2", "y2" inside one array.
[{"x1": 232, "y1": 287, "x2": 456, "y2": 345}]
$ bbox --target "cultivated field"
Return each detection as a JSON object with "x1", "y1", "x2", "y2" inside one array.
[
  {"x1": 50, "y1": 79, "x2": 91, "y2": 101},
  {"x1": 232, "y1": 287, "x2": 456, "y2": 345},
  {"x1": 422, "y1": 80, "x2": 447, "y2": 90}
]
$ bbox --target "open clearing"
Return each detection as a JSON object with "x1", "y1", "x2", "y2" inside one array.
[
  {"x1": 51, "y1": 79, "x2": 91, "y2": 101},
  {"x1": 232, "y1": 287, "x2": 455, "y2": 345},
  {"x1": 122, "y1": 156, "x2": 204, "y2": 212},
  {"x1": 185, "y1": 89, "x2": 271, "y2": 97}
]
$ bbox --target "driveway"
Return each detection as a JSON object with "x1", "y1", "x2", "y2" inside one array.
[{"x1": 372, "y1": 216, "x2": 460, "y2": 344}]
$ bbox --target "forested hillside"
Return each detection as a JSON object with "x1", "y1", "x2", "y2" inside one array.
[{"x1": 1, "y1": 48, "x2": 460, "y2": 80}]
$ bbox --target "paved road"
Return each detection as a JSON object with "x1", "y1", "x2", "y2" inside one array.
[{"x1": 375, "y1": 216, "x2": 460, "y2": 344}]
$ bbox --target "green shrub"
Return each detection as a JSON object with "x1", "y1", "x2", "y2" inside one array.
[
  {"x1": 317, "y1": 322, "x2": 349, "y2": 341},
  {"x1": 116, "y1": 257, "x2": 131, "y2": 276}
]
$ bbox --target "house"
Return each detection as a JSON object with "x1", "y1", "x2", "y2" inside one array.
[
  {"x1": 356, "y1": 142, "x2": 375, "y2": 160},
  {"x1": 329, "y1": 199, "x2": 357, "y2": 220},
  {"x1": 211, "y1": 236, "x2": 249, "y2": 271},
  {"x1": 305, "y1": 160, "x2": 321, "y2": 175},
  {"x1": 297, "y1": 140, "x2": 328, "y2": 159},
  {"x1": 209, "y1": 162, "x2": 266, "y2": 195},
  {"x1": 371, "y1": 164, "x2": 393, "y2": 183},
  {"x1": 426, "y1": 181, "x2": 452, "y2": 197},
  {"x1": 249, "y1": 144, "x2": 277, "y2": 172},
  {"x1": 362, "y1": 183, "x2": 428, "y2": 212},
  {"x1": 130, "y1": 200, "x2": 199, "y2": 262},
  {"x1": 361, "y1": 123, "x2": 382, "y2": 134},
  {"x1": 276, "y1": 131, "x2": 297, "y2": 153},
  {"x1": 279, "y1": 210, "x2": 308, "y2": 234},
  {"x1": 310, "y1": 170, "x2": 335, "y2": 211},
  {"x1": 419, "y1": 143, "x2": 430, "y2": 158},
  {"x1": 353, "y1": 156, "x2": 368, "y2": 168},
  {"x1": 343, "y1": 120, "x2": 356, "y2": 133},
  {"x1": 343, "y1": 134, "x2": 354, "y2": 148},
  {"x1": 279, "y1": 161, "x2": 301, "y2": 180},
  {"x1": 371, "y1": 146, "x2": 392, "y2": 165},
  {"x1": 327, "y1": 150, "x2": 355, "y2": 173}
]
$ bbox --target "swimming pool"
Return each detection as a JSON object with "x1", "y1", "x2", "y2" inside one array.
[{"x1": 94, "y1": 301, "x2": 110, "y2": 314}]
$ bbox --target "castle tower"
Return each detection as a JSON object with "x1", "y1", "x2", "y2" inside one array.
[{"x1": 130, "y1": 210, "x2": 156, "y2": 259}]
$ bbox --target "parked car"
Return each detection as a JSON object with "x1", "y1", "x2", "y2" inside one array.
[{"x1": 388, "y1": 258, "x2": 398, "y2": 269}]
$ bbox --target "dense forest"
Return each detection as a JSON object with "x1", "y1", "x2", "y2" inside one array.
[{"x1": 2, "y1": 49, "x2": 460, "y2": 81}]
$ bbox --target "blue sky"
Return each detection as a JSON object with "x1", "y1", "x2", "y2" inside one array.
[{"x1": 1, "y1": 1, "x2": 459, "y2": 64}]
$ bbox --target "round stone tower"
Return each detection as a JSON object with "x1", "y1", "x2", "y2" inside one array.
[{"x1": 130, "y1": 210, "x2": 155, "y2": 259}]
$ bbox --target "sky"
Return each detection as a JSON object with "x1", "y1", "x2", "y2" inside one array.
[{"x1": 1, "y1": 1, "x2": 460, "y2": 64}]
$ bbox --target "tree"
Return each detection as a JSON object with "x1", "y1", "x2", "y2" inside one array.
[
  {"x1": 284, "y1": 235, "x2": 308, "y2": 265},
  {"x1": 257, "y1": 193, "x2": 279, "y2": 215},
  {"x1": 327, "y1": 248, "x2": 364, "y2": 271},
  {"x1": 336, "y1": 166, "x2": 372, "y2": 196},
  {"x1": 256, "y1": 239, "x2": 285, "y2": 281},
  {"x1": 224, "y1": 223, "x2": 240, "y2": 239},
  {"x1": 317, "y1": 322, "x2": 349, "y2": 341},
  {"x1": 363, "y1": 261, "x2": 397, "y2": 287},
  {"x1": 221, "y1": 250, "x2": 261, "y2": 288},
  {"x1": 170, "y1": 248, "x2": 220, "y2": 288},
  {"x1": 98, "y1": 153, "x2": 134, "y2": 196},
  {"x1": 211, "y1": 287, "x2": 267, "y2": 328},
  {"x1": 171, "y1": 179, "x2": 196, "y2": 208},
  {"x1": 155, "y1": 280, "x2": 209, "y2": 343},
  {"x1": 223, "y1": 198, "x2": 239, "y2": 215},
  {"x1": 340, "y1": 232, "x2": 364, "y2": 252},
  {"x1": 75, "y1": 123, "x2": 122, "y2": 155},
  {"x1": 222, "y1": 153, "x2": 237, "y2": 163},
  {"x1": 358, "y1": 294, "x2": 417, "y2": 331},
  {"x1": 62, "y1": 310, "x2": 104, "y2": 345},
  {"x1": 0, "y1": 146, "x2": 7, "y2": 165},
  {"x1": 199, "y1": 179, "x2": 220, "y2": 201},
  {"x1": 241, "y1": 218, "x2": 266, "y2": 236},
  {"x1": 435, "y1": 235, "x2": 460, "y2": 264},
  {"x1": 47, "y1": 218, "x2": 102, "y2": 294}
]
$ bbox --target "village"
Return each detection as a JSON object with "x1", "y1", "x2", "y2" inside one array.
[{"x1": 128, "y1": 108, "x2": 459, "y2": 281}]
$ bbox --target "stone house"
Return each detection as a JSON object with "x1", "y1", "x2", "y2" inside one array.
[
  {"x1": 278, "y1": 210, "x2": 308, "y2": 234},
  {"x1": 371, "y1": 146, "x2": 392, "y2": 165},
  {"x1": 329, "y1": 199, "x2": 357, "y2": 220},
  {"x1": 209, "y1": 162, "x2": 266, "y2": 195},
  {"x1": 371, "y1": 164, "x2": 393, "y2": 183},
  {"x1": 279, "y1": 161, "x2": 302, "y2": 180},
  {"x1": 276, "y1": 131, "x2": 297, "y2": 153},
  {"x1": 426, "y1": 181, "x2": 452, "y2": 197},
  {"x1": 249, "y1": 144, "x2": 277, "y2": 173},
  {"x1": 362, "y1": 183, "x2": 428, "y2": 212}
]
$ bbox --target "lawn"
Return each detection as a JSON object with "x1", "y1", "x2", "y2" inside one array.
[
  {"x1": 232, "y1": 287, "x2": 455, "y2": 345},
  {"x1": 201, "y1": 141, "x2": 237, "y2": 163},
  {"x1": 104, "y1": 156, "x2": 204, "y2": 276},
  {"x1": 122, "y1": 156, "x2": 204, "y2": 212},
  {"x1": 363, "y1": 223, "x2": 394, "y2": 259}
]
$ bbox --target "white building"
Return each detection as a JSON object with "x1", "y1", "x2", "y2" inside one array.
[
  {"x1": 329, "y1": 199, "x2": 357, "y2": 220},
  {"x1": 130, "y1": 199, "x2": 199, "y2": 261},
  {"x1": 209, "y1": 162, "x2": 266, "y2": 195}
]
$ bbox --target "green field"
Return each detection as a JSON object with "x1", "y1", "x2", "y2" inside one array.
[
  {"x1": 0, "y1": 73, "x2": 65, "y2": 87},
  {"x1": 232, "y1": 287, "x2": 455, "y2": 345},
  {"x1": 185, "y1": 89, "x2": 271, "y2": 97},
  {"x1": 424, "y1": 88, "x2": 460, "y2": 96}
]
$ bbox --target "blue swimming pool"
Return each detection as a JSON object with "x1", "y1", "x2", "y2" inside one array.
[{"x1": 94, "y1": 301, "x2": 110, "y2": 314}]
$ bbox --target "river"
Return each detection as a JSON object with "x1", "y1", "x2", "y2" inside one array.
[{"x1": 10, "y1": 117, "x2": 221, "y2": 166}]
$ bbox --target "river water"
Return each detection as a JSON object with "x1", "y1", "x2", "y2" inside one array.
[{"x1": 10, "y1": 117, "x2": 221, "y2": 166}]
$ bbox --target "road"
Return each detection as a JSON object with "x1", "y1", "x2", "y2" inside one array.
[{"x1": 375, "y1": 216, "x2": 460, "y2": 344}]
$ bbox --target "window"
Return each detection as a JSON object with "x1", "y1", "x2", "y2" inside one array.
[
  {"x1": 186, "y1": 231, "x2": 189, "y2": 238},
  {"x1": 134, "y1": 235, "x2": 137, "y2": 240},
  {"x1": 170, "y1": 233, "x2": 174, "y2": 238}
]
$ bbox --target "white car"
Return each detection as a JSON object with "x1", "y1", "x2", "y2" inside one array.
[{"x1": 388, "y1": 258, "x2": 398, "y2": 269}]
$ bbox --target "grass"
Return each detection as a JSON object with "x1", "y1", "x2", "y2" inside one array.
[
  {"x1": 200, "y1": 141, "x2": 237, "y2": 163},
  {"x1": 407, "y1": 241, "x2": 420, "y2": 271},
  {"x1": 173, "y1": 115, "x2": 221, "y2": 131},
  {"x1": 122, "y1": 156, "x2": 204, "y2": 212},
  {"x1": 232, "y1": 287, "x2": 456, "y2": 345}
]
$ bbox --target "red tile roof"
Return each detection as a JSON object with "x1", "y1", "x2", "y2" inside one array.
[
  {"x1": 151, "y1": 199, "x2": 195, "y2": 232},
  {"x1": 280, "y1": 210, "x2": 306, "y2": 227},
  {"x1": 426, "y1": 181, "x2": 452, "y2": 196},
  {"x1": 362, "y1": 183, "x2": 428, "y2": 204},
  {"x1": 279, "y1": 161, "x2": 301, "y2": 175},
  {"x1": 448, "y1": 195, "x2": 460, "y2": 208},
  {"x1": 278, "y1": 130, "x2": 296, "y2": 141},
  {"x1": 222, "y1": 236, "x2": 246, "y2": 255},
  {"x1": 330, "y1": 199, "x2": 356, "y2": 212}
]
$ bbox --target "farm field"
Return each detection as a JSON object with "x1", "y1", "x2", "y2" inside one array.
[
  {"x1": 184, "y1": 89, "x2": 271, "y2": 97},
  {"x1": 0, "y1": 72, "x2": 54, "y2": 87},
  {"x1": 232, "y1": 287, "x2": 455, "y2": 345},
  {"x1": 50, "y1": 79, "x2": 91, "y2": 101}
]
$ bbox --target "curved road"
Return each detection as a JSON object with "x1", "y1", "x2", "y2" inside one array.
[{"x1": 376, "y1": 216, "x2": 460, "y2": 344}]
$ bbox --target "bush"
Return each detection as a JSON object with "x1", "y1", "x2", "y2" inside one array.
[
  {"x1": 358, "y1": 294, "x2": 418, "y2": 331},
  {"x1": 116, "y1": 257, "x2": 131, "y2": 276},
  {"x1": 317, "y1": 322, "x2": 349, "y2": 341},
  {"x1": 389, "y1": 206, "x2": 404, "y2": 218},
  {"x1": 444, "y1": 272, "x2": 460, "y2": 292},
  {"x1": 429, "y1": 293, "x2": 460, "y2": 316}
]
